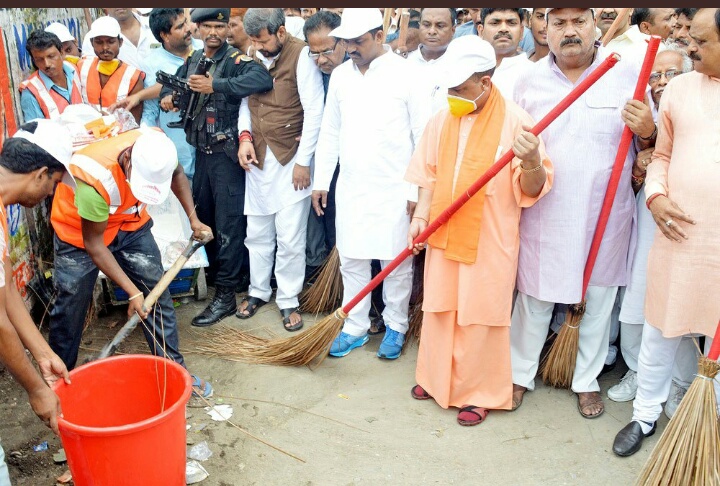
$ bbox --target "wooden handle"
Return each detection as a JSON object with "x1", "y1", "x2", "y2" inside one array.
[
  {"x1": 397, "y1": 9, "x2": 411, "y2": 50},
  {"x1": 382, "y1": 8, "x2": 394, "y2": 38},
  {"x1": 601, "y1": 8, "x2": 631, "y2": 46}
]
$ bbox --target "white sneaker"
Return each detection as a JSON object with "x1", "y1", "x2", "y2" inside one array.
[
  {"x1": 608, "y1": 370, "x2": 638, "y2": 402},
  {"x1": 664, "y1": 381, "x2": 688, "y2": 420}
]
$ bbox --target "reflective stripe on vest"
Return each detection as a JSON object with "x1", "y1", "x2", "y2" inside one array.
[
  {"x1": 79, "y1": 58, "x2": 93, "y2": 105},
  {"x1": 24, "y1": 76, "x2": 60, "y2": 119},
  {"x1": 70, "y1": 153, "x2": 122, "y2": 213}
]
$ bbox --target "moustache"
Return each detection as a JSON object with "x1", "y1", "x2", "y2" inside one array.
[
  {"x1": 205, "y1": 35, "x2": 221, "y2": 42},
  {"x1": 690, "y1": 51, "x2": 701, "y2": 61},
  {"x1": 560, "y1": 37, "x2": 582, "y2": 47},
  {"x1": 493, "y1": 32, "x2": 512, "y2": 40},
  {"x1": 600, "y1": 12, "x2": 617, "y2": 20}
]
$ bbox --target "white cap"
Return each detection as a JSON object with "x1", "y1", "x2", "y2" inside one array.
[
  {"x1": 45, "y1": 22, "x2": 75, "y2": 43},
  {"x1": 13, "y1": 119, "x2": 75, "y2": 188},
  {"x1": 329, "y1": 8, "x2": 383, "y2": 40},
  {"x1": 545, "y1": 8, "x2": 595, "y2": 20},
  {"x1": 441, "y1": 36, "x2": 496, "y2": 88},
  {"x1": 87, "y1": 16, "x2": 122, "y2": 40},
  {"x1": 129, "y1": 130, "x2": 178, "y2": 205}
]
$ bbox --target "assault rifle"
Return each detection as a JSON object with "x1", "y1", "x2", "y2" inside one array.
[{"x1": 156, "y1": 57, "x2": 214, "y2": 130}]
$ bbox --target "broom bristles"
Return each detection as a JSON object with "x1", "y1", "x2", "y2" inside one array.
[
  {"x1": 193, "y1": 310, "x2": 346, "y2": 367},
  {"x1": 299, "y1": 247, "x2": 343, "y2": 314},
  {"x1": 403, "y1": 296, "x2": 423, "y2": 352},
  {"x1": 635, "y1": 356, "x2": 720, "y2": 486},
  {"x1": 540, "y1": 301, "x2": 585, "y2": 389}
]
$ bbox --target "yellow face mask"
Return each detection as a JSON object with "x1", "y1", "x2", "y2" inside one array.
[
  {"x1": 64, "y1": 55, "x2": 80, "y2": 65},
  {"x1": 447, "y1": 90, "x2": 487, "y2": 117},
  {"x1": 97, "y1": 59, "x2": 120, "y2": 76}
]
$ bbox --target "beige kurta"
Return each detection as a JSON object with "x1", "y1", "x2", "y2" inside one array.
[
  {"x1": 405, "y1": 102, "x2": 553, "y2": 409},
  {"x1": 644, "y1": 71, "x2": 720, "y2": 338}
]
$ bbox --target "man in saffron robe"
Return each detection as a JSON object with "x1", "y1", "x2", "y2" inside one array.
[{"x1": 404, "y1": 35, "x2": 553, "y2": 426}]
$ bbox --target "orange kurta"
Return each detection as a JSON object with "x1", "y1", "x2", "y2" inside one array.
[
  {"x1": 644, "y1": 71, "x2": 720, "y2": 338},
  {"x1": 405, "y1": 101, "x2": 553, "y2": 409}
]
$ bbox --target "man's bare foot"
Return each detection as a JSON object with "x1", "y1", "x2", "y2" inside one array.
[
  {"x1": 577, "y1": 391, "x2": 604, "y2": 419},
  {"x1": 512, "y1": 384, "x2": 527, "y2": 411}
]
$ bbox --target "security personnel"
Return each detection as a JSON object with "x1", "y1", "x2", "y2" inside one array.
[{"x1": 160, "y1": 8, "x2": 273, "y2": 327}]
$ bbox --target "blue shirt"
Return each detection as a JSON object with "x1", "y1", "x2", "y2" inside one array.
[
  {"x1": 453, "y1": 21, "x2": 478, "y2": 38},
  {"x1": 140, "y1": 39, "x2": 203, "y2": 179},
  {"x1": 20, "y1": 63, "x2": 75, "y2": 122},
  {"x1": 519, "y1": 27, "x2": 535, "y2": 53}
]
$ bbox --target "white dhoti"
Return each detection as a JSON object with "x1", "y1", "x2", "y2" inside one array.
[{"x1": 510, "y1": 286, "x2": 618, "y2": 393}]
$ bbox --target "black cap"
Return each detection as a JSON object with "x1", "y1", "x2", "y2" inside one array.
[{"x1": 191, "y1": 8, "x2": 230, "y2": 24}]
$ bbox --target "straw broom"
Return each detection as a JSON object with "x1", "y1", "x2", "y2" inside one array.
[
  {"x1": 635, "y1": 320, "x2": 720, "y2": 486},
  {"x1": 299, "y1": 246, "x2": 343, "y2": 314},
  {"x1": 192, "y1": 53, "x2": 621, "y2": 367},
  {"x1": 540, "y1": 36, "x2": 661, "y2": 389}
]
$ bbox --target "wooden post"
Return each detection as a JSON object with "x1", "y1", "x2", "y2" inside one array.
[
  {"x1": 396, "y1": 8, "x2": 411, "y2": 51},
  {"x1": 382, "y1": 8, "x2": 393, "y2": 40}
]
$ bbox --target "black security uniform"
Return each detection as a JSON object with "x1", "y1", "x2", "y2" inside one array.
[{"x1": 162, "y1": 14, "x2": 273, "y2": 326}]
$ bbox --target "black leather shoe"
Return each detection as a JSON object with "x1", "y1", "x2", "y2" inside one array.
[
  {"x1": 192, "y1": 286, "x2": 237, "y2": 327},
  {"x1": 613, "y1": 421, "x2": 656, "y2": 457}
]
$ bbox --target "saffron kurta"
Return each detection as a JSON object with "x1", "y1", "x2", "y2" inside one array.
[
  {"x1": 405, "y1": 101, "x2": 553, "y2": 409},
  {"x1": 644, "y1": 71, "x2": 720, "y2": 338}
]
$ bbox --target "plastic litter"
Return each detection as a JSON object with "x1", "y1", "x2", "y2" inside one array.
[
  {"x1": 188, "y1": 441, "x2": 213, "y2": 461},
  {"x1": 186, "y1": 460, "x2": 209, "y2": 484},
  {"x1": 205, "y1": 404, "x2": 233, "y2": 421},
  {"x1": 53, "y1": 448, "x2": 67, "y2": 463},
  {"x1": 32, "y1": 441, "x2": 48, "y2": 452}
]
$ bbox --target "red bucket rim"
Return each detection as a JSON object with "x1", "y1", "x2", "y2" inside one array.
[{"x1": 52, "y1": 355, "x2": 192, "y2": 437}]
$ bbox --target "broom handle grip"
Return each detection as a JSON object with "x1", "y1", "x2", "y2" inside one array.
[
  {"x1": 580, "y1": 36, "x2": 661, "y2": 299},
  {"x1": 708, "y1": 320, "x2": 720, "y2": 361},
  {"x1": 341, "y1": 52, "x2": 621, "y2": 314}
]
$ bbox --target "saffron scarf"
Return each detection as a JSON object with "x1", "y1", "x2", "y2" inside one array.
[{"x1": 428, "y1": 84, "x2": 505, "y2": 264}]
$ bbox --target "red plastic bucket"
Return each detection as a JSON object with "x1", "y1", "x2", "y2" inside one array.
[{"x1": 52, "y1": 355, "x2": 192, "y2": 486}]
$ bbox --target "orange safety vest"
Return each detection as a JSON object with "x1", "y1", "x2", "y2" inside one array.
[
  {"x1": 18, "y1": 62, "x2": 83, "y2": 119},
  {"x1": 51, "y1": 129, "x2": 152, "y2": 249},
  {"x1": 77, "y1": 57, "x2": 142, "y2": 111}
]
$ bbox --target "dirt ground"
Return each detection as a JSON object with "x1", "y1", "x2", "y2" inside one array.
[{"x1": 1, "y1": 291, "x2": 672, "y2": 485}]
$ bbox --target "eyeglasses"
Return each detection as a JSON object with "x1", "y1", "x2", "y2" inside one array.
[
  {"x1": 649, "y1": 69, "x2": 680, "y2": 84},
  {"x1": 308, "y1": 41, "x2": 339, "y2": 60}
]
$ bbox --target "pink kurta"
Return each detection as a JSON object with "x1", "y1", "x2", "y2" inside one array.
[
  {"x1": 405, "y1": 102, "x2": 553, "y2": 409},
  {"x1": 644, "y1": 71, "x2": 720, "y2": 338}
]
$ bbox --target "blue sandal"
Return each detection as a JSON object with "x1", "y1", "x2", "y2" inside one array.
[{"x1": 191, "y1": 374, "x2": 214, "y2": 399}]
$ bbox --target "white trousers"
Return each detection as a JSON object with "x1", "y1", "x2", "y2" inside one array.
[
  {"x1": 633, "y1": 322, "x2": 717, "y2": 424},
  {"x1": 339, "y1": 254, "x2": 412, "y2": 337},
  {"x1": 245, "y1": 197, "x2": 311, "y2": 309},
  {"x1": 620, "y1": 321, "x2": 697, "y2": 388},
  {"x1": 510, "y1": 286, "x2": 618, "y2": 393}
]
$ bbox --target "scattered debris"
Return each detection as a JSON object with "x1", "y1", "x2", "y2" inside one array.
[
  {"x1": 188, "y1": 441, "x2": 213, "y2": 461},
  {"x1": 8, "y1": 451, "x2": 22, "y2": 459},
  {"x1": 32, "y1": 441, "x2": 48, "y2": 452},
  {"x1": 186, "y1": 460, "x2": 209, "y2": 484},
  {"x1": 194, "y1": 423, "x2": 207, "y2": 431},
  {"x1": 365, "y1": 417, "x2": 378, "y2": 423},
  {"x1": 56, "y1": 470, "x2": 72, "y2": 484},
  {"x1": 53, "y1": 448, "x2": 67, "y2": 463},
  {"x1": 338, "y1": 394, "x2": 349, "y2": 400},
  {"x1": 205, "y1": 404, "x2": 233, "y2": 421}
]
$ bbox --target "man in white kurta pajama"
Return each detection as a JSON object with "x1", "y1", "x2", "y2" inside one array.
[
  {"x1": 312, "y1": 8, "x2": 430, "y2": 359},
  {"x1": 509, "y1": 8, "x2": 642, "y2": 418}
]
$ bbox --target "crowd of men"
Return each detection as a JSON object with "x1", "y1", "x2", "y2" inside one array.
[{"x1": 1, "y1": 6, "x2": 718, "y2": 480}]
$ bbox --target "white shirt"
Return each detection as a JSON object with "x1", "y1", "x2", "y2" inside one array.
[
  {"x1": 238, "y1": 45, "x2": 324, "y2": 216},
  {"x1": 406, "y1": 46, "x2": 449, "y2": 115},
  {"x1": 313, "y1": 47, "x2": 430, "y2": 260},
  {"x1": 82, "y1": 13, "x2": 159, "y2": 70},
  {"x1": 492, "y1": 53, "x2": 533, "y2": 101}
]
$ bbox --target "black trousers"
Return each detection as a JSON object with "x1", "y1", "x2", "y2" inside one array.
[{"x1": 192, "y1": 150, "x2": 248, "y2": 289}]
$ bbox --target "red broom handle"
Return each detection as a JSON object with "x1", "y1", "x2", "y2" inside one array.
[
  {"x1": 580, "y1": 36, "x2": 661, "y2": 298},
  {"x1": 341, "y1": 52, "x2": 621, "y2": 314},
  {"x1": 708, "y1": 320, "x2": 720, "y2": 361}
]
